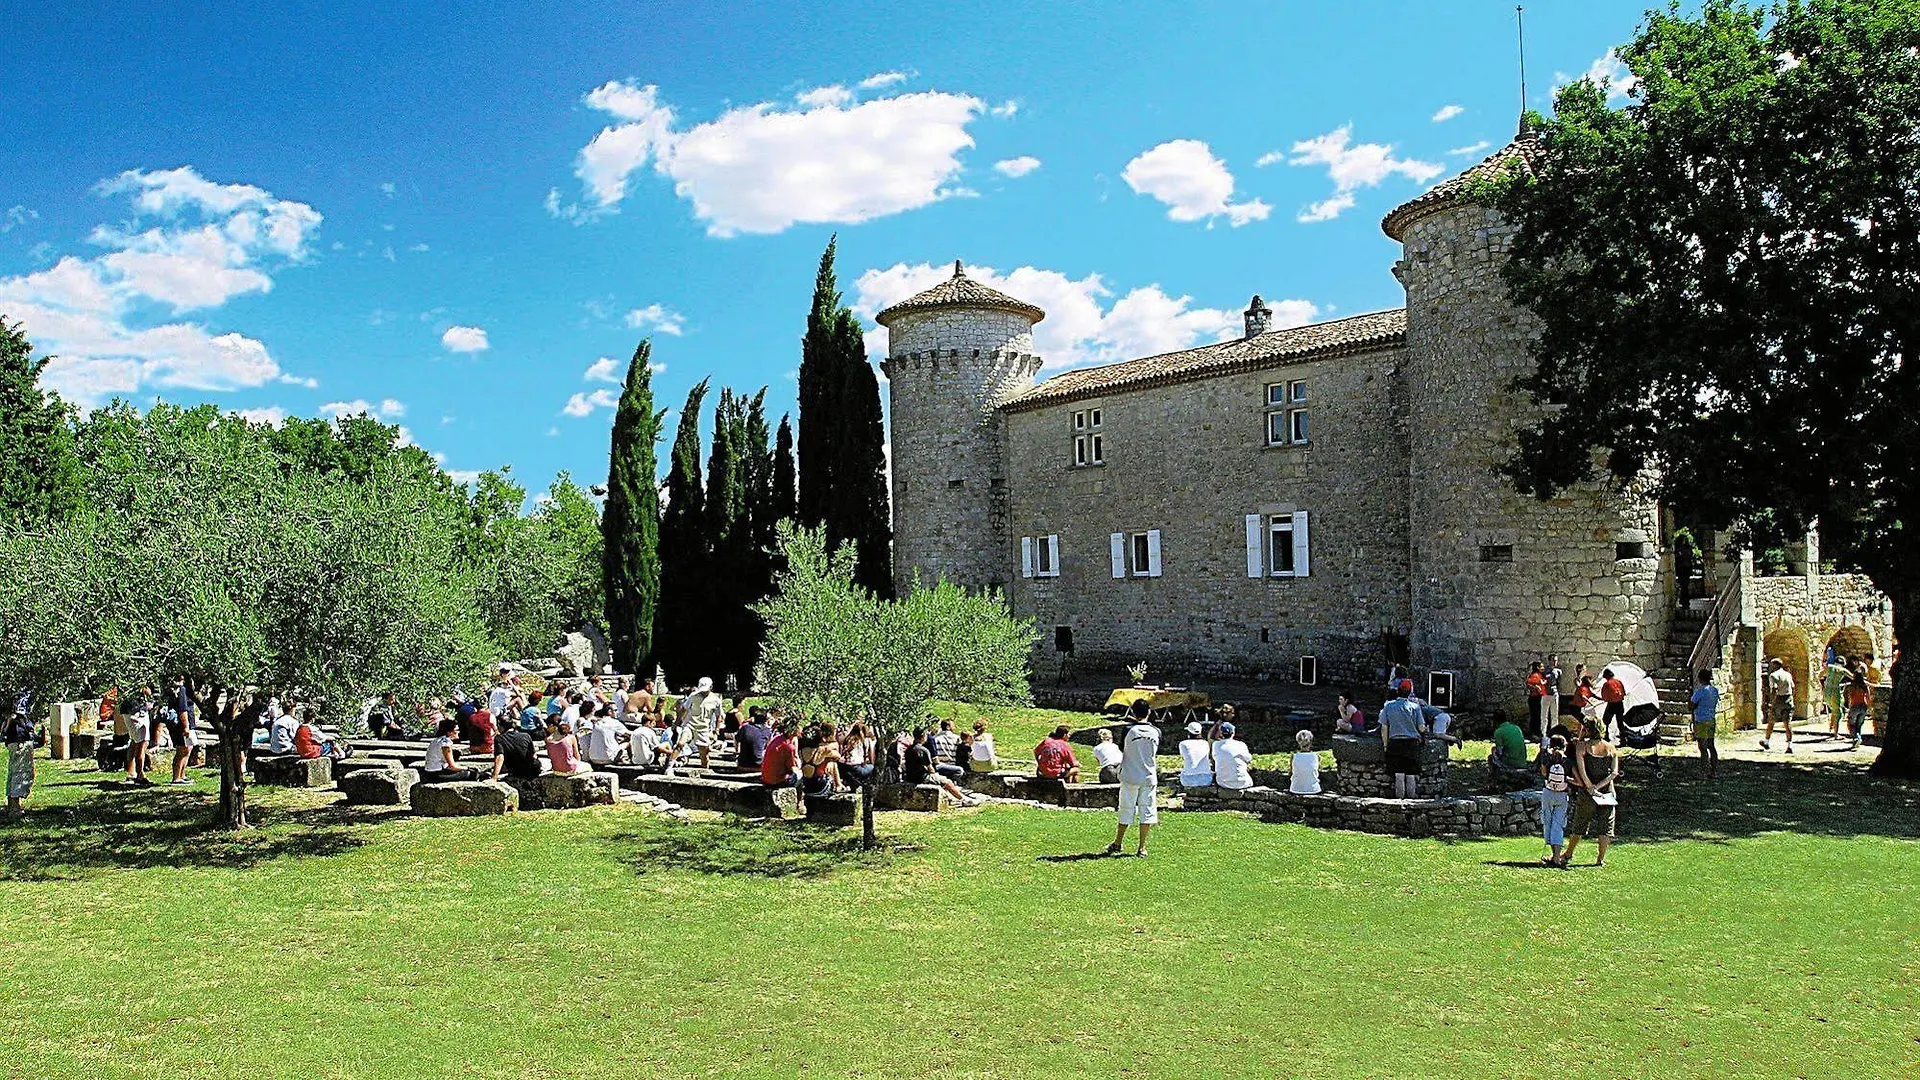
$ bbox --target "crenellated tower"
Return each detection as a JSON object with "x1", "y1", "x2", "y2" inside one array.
[{"x1": 878, "y1": 262, "x2": 1046, "y2": 596}]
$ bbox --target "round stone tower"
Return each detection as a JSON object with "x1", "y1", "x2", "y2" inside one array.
[
  {"x1": 877, "y1": 262, "x2": 1046, "y2": 596},
  {"x1": 1384, "y1": 136, "x2": 1670, "y2": 709}
]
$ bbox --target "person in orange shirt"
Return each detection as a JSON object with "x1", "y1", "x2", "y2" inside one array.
[
  {"x1": 1525, "y1": 661, "x2": 1551, "y2": 740},
  {"x1": 1599, "y1": 668, "x2": 1627, "y2": 738}
]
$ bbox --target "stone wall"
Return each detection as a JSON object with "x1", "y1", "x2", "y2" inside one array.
[
  {"x1": 1394, "y1": 202, "x2": 1670, "y2": 713},
  {"x1": 1329, "y1": 735, "x2": 1450, "y2": 796},
  {"x1": 1746, "y1": 571, "x2": 1894, "y2": 721},
  {"x1": 883, "y1": 306, "x2": 1041, "y2": 595},
  {"x1": 1182, "y1": 784, "x2": 1543, "y2": 838},
  {"x1": 1001, "y1": 344, "x2": 1412, "y2": 685}
]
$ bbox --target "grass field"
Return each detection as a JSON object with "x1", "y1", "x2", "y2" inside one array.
[{"x1": 3, "y1": 744, "x2": 1917, "y2": 1079}]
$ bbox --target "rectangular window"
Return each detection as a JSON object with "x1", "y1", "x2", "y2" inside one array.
[
  {"x1": 1071, "y1": 408, "x2": 1104, "y2": 465},
  {"x1": 1265, "y1": 381, "x2": 1308, "y2": 446},
  {"x1": 1131, "y1": 532, "x2": 1151, "y2": 576},
  {"x1": 1480, "y1": 544, "x2": 1515, "y2": 563},
  {"x1": 1268, "y1": 516, "x2": 1296, "y2": 576},
  {"x1": 1037, "y1": 535, "x2": 1058, "y2": 576},
  {"x1": 1616, "y1": 540, "x2": 1654, "y2": 561}
]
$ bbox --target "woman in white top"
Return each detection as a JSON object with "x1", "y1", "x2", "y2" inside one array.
[
  {"x1": 1091, "y1": 729, "x2": 1124, "y2": 783},
  {"x1": 968, "y1": 720, "x2": 998, "y2": 773},
  {"x1": 1176, "y1": 722, "x2": 1214, "y2": 788},
  {"x1": 1288, "y1": 729, "x2": 1322, "y2": 794},
  {"x1": 420, "y1": 718, "x2": 482, "y2": 783}
]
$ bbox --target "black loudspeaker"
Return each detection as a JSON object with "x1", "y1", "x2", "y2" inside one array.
[
  {"x1": 1054, "y1": 626, "x2": 1074, "y2": 654},
  {"x1": 1427, "y1": 671, "x2": 1456, "y2": 709},
  {"x1": 1298, "y1": 655, "x2": 1318, "y2": 686}
]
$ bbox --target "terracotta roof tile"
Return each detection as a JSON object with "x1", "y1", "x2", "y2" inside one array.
[
  {"x1": 1380, "y1": 133, "x2": 1541, "y2": 241},
  {"x1": 1001, "y1": 309, "x2": 1406, "y2": 412},
  {"x1": 874, "y1": 262, "x2": 1047, "y2": 326}
]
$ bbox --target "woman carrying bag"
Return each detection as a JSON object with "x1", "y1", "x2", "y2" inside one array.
[{"x1": 1561, "y1": 717, "x2": 1620, "y2": 868}]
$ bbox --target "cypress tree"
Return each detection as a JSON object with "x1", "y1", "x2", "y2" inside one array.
[
  {"x1": 829, "y1": 309, "x2": 894, "y2": 598},
  {"x1": 600, "y1": 341, "x2": 664, "y2": 674},
  {"x1": 796, "y1": 236, "x2": 840, "y2": 527},
  {"x1": 655, "y1": 378, "x2": 710, "y2": 682},
  {"x1": 0, "y1": 319, "x2": 83, "y2": 526},
  {"x1": 742, "y1": 390, "x2": 774, "y2": 554},
  {"x1": 771, "y1": 414, "x2": 798, "y2": 527}
]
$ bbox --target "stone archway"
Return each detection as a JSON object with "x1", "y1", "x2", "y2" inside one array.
[
  {"x1": 1763, "y1": 627, "x2": 1813, "y2": 719},
  {"x1": 1825, "y1": 626, "x2": 1876, "y2": 668}
]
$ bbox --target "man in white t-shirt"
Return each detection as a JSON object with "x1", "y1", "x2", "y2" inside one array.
[
  {"x1": 487, "y1": 667, "x2": 514, "y2": 719},
  {"x1": 1210, "y1": 722, "x2": 1254, "y2": 791},
  {"x1": 1108, "y1": 701, "x2": 1161, "y2": 857},
  {"x1": 1176, "y1": 721, "x2": 1214, "y2": 789},
  {"x1": 582, "y1": 709, "x2": 627, "y2": 767},
  {"x1": 685, "y1": 678, "x2": 723, "y2": 768},
  {"x1": 1760, "y1": 657, "x2": 1796, "y2": 753}
]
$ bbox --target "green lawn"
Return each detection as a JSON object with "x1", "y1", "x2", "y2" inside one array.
[{"x1": 3, "y1": 750, "x2": 1917, "y2": 1079}]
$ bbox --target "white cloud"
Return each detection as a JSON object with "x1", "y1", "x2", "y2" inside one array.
[
  {"x1": 319, "y1": 398, "x2": 405, "y2": 421},
  {"x1": 624, "y1": 303, "x2": 686, "y2": 336},
  {"x1": 237, "y1": 406, "x2": 288, "y2": 427},
  {"x1": 1277, "y1": 125, "x2": 1444, "y2": 223},
  {"x1": 584, "y1": 356, "x2": 622, "y2": 382},
  {"x1": 445, "y1": 469, "x2": 484, "y2": 486},
  {"x1": 853, "y1": 261, "x2": 1318, "y2": 373},
  {"x1": 1121, "y1": 140, "x2": 1270, "y2": 228},
  {"x1": 860, "y1": 71, "x2": 909, "y2": 89},
  {"x1": 441, "y1": 325, "x2": 489, "y2": 352},
  {"x1": 278, "y1": 372, "x2": 319, "y2": 389},
  {"x1": 409, "y1": 242, "x2": 429, "y2": 252},
  {"x1": 562, "y1": 388, "x2": 620, "y2": 417},
  {"x1": 566, "y1": 79, "x2": 984, "y2": 236},
  {"x1": 994, "y1": 156, "x2": 1042, "y2": 178},
  {"x1": 796, "y1": 84, "x2": 854, "y2": 109},
  {"x1": 990, "y1": 100, "x2": 1019, "y2": 119},
  {"x1": 0, "y1": 168, "x2": 321, "y2": 406},
  {"x1": 1431, "y1": 104, "x2": 1465, "y2": 123},
  {"x1": 1557, "y1": 49, "x2": 1638, "y2": 105},
  {"x1": 379, "y1": 182, "x2": 396, "y2": 198},
  {"x1": 1, "y1": 205, "x2": 37, "y2": 232},
  {"x1": 1449, "y1": 141, "x2": 1493, "y2": 158}
]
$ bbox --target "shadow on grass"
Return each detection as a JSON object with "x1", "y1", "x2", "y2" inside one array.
[
  {"x1": 0, "y1": 769, "x2": 374, "y2": 882},
  {"x1": 1618, "y1": 755, "x2": 1920, "y2": 842},
  {"x1": 1036, "y1": 850, "x2": 1129, "y2": 863},
  {"x1": 607, "y1": 819, "x2": 921, "y2": 879}
]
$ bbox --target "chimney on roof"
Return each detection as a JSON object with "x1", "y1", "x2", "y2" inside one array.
[
  {"x1": 952, "y1": 259, "x2": 965, "y2": 278},
  {"x1": 1244, "y1": 294, "x2": 1272, "y2": 338}
]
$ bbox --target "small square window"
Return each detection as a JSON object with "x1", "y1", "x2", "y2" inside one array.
[
  {"x1": 1266, "y1": 382, "x2": 1287, "y2": 407},
  {"x1": 1616, "y1": 541, "x2": 1654, "y2": 560},
  {"x1": 1290, "y1": 380, "x2": 1308, "y2": 403},
  {"x1": 947, "y1": 478, "x2": 965, "y2": 489},
  {"x1": 1480, "y1": 544, "x2": 1514, "y2": 563}
]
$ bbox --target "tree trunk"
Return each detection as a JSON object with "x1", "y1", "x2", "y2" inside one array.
[
  {"x1": 1869, "y1": 596, "x2": 1918, "y2": 779},
  {"x1": 861, "y1": 777, "x2": 877, "y2": 848},
  {"x1": 205, "y1": 687, "x2": 265, "y2": 830}
]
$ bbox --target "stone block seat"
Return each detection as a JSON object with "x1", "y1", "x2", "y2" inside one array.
[
  {"x1": 1182, "y1": 784, "x2": 1543, "y2": 838},
  {"x1": 338, "y1": 766, "x2": 418, "y2": 807},
  {"x1": 1330, "y1": 735, "x2": 1451, "y2": 797},
  {"x1": 803, "y1": 790, "x2": 861, "y2": 827},
  {"x1": 874, "y1": 783, "x2": 955, "y2": 812},
  {"x1": 1061, "y1": 782, "x2": 1121, "y2": 809},
  {"x1": 635, "y1": 773, "x2": 799, "y2": 819},
  {"x1": 252, "y1": 755, "x2": 333, "y2": 788},
  {"x1": 506, "y1": 771, "x2": 618, "y2": 810},
  {"x1": 960, "y1": 769, "x2": 1029, "y2": 798},
  {"x1": 411, "y1": 780, "x2": 518, "y2": 816}
]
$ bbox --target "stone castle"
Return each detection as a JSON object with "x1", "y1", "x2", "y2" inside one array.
[{"x1": 879, "y1": 135, "x2": 1893, "y2": 719}]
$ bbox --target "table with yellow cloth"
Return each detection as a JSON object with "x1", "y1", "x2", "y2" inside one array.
[{"x1": 1103, "y1": 687, "x2": 1211, "y2": 718}]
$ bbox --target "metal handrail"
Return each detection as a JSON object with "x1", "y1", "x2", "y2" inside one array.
[{"x1": 1686, "y1": 571, "x2": 1743, "y2": 678}]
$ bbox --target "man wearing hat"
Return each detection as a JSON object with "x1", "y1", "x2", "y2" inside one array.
[
  {"x1": 1176, "y1": 719, "x2": 1214, "y2": 789},
  {"x1": 1108, "y1": 699, "x2": 1161, "y2": 857},
  {"x1": 1379, "y1": 678, "x2": 1428, "y2": 797},
  {"x1": 1760, "y1": 657, "x2": 1796, "y2": 753},
  {"x1": 1210, "y1": 719, "x2": 1253, "y2": 791},
  {"x1": 683, "y1": 677, "x2": 723, "y2": 768}
]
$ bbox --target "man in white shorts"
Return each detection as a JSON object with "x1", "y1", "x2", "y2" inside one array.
[
  {"x1": 1107, "y1": 700, "x2": 1161, "y2": 857},
  {"x1": 683, "y1": 677, "x2": 723, "y2": 769},
  {"x1": 122, "y1": 696, "x2": 153, "y2": 786}
]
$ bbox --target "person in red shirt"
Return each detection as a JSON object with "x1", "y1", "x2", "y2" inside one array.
[
  {"x1": 1033, "y1": 725, "x2": 1081, "y2": 782},
  {"x1": 466, "y1": 708, "x2": 495, "y2": 756},
  {"x1": 1525, "y1": 661, "x2": 1550, "y2": 738},
  {"x1": 1599, "y1": 668, "x2": 1627, "y2": 736},
  {"x1": 760, "y1": 719, "x2": 800, "y2": 789},
  {"x1": 292, "y1": 708, "x2": 349, "y2": 761}
]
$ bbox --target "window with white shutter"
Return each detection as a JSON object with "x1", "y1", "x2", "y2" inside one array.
[
  {"x1": 1144, "y1": 529, "x2": 1162, "y2": 578},
  {"x1": 1109, "y1": 533, "x2": 1127, "y2": 578},
  {"x1": 1040, "y1": 535, "x2": 1061, "y2": 577},
  {"x1": 1292, "y1": 510, "x2": 1310, "y2": 577},
  {"x1": 1020, "y1": 536, "x2": 1036, "y2": 579},
  {"x1": 1263, "y1": 511, "x2": 1312, "y2": 578},
  {"x1": 1245, "y1": 514, "x2": 1263, "y2": 578}
]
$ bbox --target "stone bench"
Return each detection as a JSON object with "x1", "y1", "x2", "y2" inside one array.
[
  {"x1": 1062, "y1": 782, "x2": 1121, "y2": 809},
  {"x1": 874, "y1": 783, "x2": 956, "y2": 812},
  {"x1": 1331, "y1": 735, "x2": 1451, "y2": 797},
  {"x1": 338, "y1": 766, "x2": 418, "y2": 807},
  {"x1": 635, "y1": 774, "x2": 799, "y2": 819},
  {"x1": 252, "y1": 755, "x2": 333, "y2": 788},
  {"x1": 804, "y1": 790, "x2": 861, "y2": 827},
  {"x1": 411, "y1": 780, "x2": 518, "y2": 816},
  {"x1": 506, "y1": 771, "x2": 618, "y2": 810},
  {"x1": 1182, "y1": 784, "x2": 1542, "y2": 838},
  {"x1": 960, "y1": 769, "x2": 1028, "y2": 798}
]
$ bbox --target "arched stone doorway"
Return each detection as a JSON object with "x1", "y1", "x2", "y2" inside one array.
[
  {"x1": 1763, "y1": 627, "x2": 1812, "y2": 719},
  {"x1": 1825, "y1": 626, "x2": 1876, "y2": 668}
]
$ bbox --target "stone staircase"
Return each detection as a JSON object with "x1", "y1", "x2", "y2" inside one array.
[{"x1": 1654, "y1": 607, "x2": 1709, "y2": 744}]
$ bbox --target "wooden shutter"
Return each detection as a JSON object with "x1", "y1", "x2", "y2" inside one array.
[
  {"x1": 1020, "y1": 536, "x2": 1035, "y2": 579},
  {"x1": 1110, "y1": 533, "x2": 1126, "y2": 579},
  {"x1": 1292, "y1": 510, "x2": 1310, "y2": 578},
  {"x1": 1146, "y1": 529, "x2": 1163, "y2": 578},
  {"x1": 1245, "y1": 514, "x2": 1263, "y2": 578},
  {"x1": 1045, "y1": 535, "x2": 1061, "y2": 577}
]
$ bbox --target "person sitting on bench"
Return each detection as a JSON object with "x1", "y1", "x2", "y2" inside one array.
[
  {"x1": 491, "y1": 720, "x2": 542, "y2": 782},
  {"x1": 1033, "y1": 725, "x2": 1080, "y2": 784},
  {"x1": 420, "y1": 717, "x2": 482, "y2": 783},
  {"x1": 544, "y1": 717, "x2": 593, "y2": 776},
  {"x1": 735, "y1": 708, "x2": 772, "y2": 769},
  {"x1": 760, "y1": 719, "x2": 801, "y2": 792},
  {"x1": 292, "y1": 707, "x2": 350, "y2": 761},
  {"x1": 906, "y1": 728, "x2": 986, "y2": 805}
]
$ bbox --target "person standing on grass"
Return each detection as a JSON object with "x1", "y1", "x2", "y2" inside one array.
[
  {"x1": 123, "y1": 691, "x2": 154, "y2": 786},
  {"x1": 1562, "y1": 718, "x2": 1620, "y2": 868},
  {"x1": 1536, "y1": 733, "x2": 1572, "y2": 867},
  {"x1": 1822, "y1": 655, "x2": 1849, "y2": 735},
  {"x1": 1379, "y1": 679, "x2": 1426, "y2": 798},
  {"x1": 1558, "y1": 662, "x2": 1584, "y2": 720},
  {"x1": 1526, "y1": 661, "x2": 1551, "y2": 739},
  {"x1": 1108, "y1": 700, "x2": 1161, "y2": 856},
  {"x1": 4, "y1": 693, "x2": 36, "y2": 817},
  {"x1": 1690, "y1": 670, "x2": 1721, "y2": 779},
  {"x1": 1760, "y1": 658, "x2": 1795, "y2": 753},
  {"x1": 1598, "y1": 668, "x2": 1627, "y2": 739},
  {"x1": 685, "y1": 678, "x2": 723, "y2": 769}
]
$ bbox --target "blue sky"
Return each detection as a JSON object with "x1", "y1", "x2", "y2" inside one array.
[{"x1": 0, "y1": 0, "x2": 1646, "y2": 492}]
